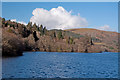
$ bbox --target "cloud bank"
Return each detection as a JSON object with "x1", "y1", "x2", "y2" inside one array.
[
  {"x1": 30, "y1": 6, "x2": 88, "y2": 30},
  {"x1": 98, "y1": 25, "x2": 111, "y2": 31},
  {"x1": 11, "y1": 19, "x2": 27, "y2": 25}
]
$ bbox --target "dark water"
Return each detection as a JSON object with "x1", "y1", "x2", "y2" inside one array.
[{"x1": 2, "y1": 52, "x2": 118, "y2": 78}]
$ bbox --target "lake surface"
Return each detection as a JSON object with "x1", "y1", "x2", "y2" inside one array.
[{"x1": 2, "y1": 52, "x2": 118, "y2": 78}]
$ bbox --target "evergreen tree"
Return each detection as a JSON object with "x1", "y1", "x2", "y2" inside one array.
[
  {"x1": 16, "y1": 24, "x2": 18, "y2": 28},
  {"x1": 69, "y1": 37, "x2": 73, "y2": 44},
  {"x1": 2, "y1": 18, "x2": 5, "y2": 24},
  {"x1": 39, "y1": 24, "x2": 43, "y2": 35},
  {"x1": 53, "y1": 31, "x2": 56, "y2": 38},
  {"x1": 33, "y1": 23, "x2": 38, "y2": 31},
  {"x1": 39, "y1": 24, "x2": 43, "y2": 31},
  {"x1": 83, "y1": 34, "x2": 93, "y2": 52},
  {"x1": 66, "y1": 37, "x2": 73, "y2": 44},
  {"x1": 43, "y1": 26, "x2": 47, "y2": 34},
  {"x1": 27, "y1": 22, "x2": 32, "y2": 27},
  {"x1": 27, "y1": 22, "x2": 32, "y2": 32},
  {"x1": 13, "y1": 25, "x2": 15, "y2": 29},
  {"x1": 58, "y1": 31, "x2": 63, "y2": 39},
  {"x1": 5, "y1": 22, "x2": 8, "y2": 27}
]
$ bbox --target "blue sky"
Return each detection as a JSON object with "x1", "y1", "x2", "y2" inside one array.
[
  {"x1": 2, "y1": 2, "x2": 118, "y2": 31},
  {"x1": 2, "y1": 0, "x2": 120, "y2": 2}
]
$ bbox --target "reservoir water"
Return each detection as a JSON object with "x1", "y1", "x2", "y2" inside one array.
[{"x1": 2, "y1": 52, "x2": 118, "y2": 78}]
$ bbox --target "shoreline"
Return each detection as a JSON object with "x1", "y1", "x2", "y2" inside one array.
[{"x1": 3, "y1": 51, "x2": 118, "y2": 58}]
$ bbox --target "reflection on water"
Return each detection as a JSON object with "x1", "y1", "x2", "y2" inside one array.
[{"x1": 2, "y1": 52, "x2": 118, "y2": 78}]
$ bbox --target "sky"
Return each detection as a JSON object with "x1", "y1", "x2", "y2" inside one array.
[
  {"x1": 2, "y1": 2, "x2": 118, "y2": 31},
  {"x1": 1, "y1": 0, "x2": 120, "y2": 2}
]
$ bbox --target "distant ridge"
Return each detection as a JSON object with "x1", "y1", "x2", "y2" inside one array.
[{"x1": 65, "y1": 28, "x2": 118, "y2": 33}]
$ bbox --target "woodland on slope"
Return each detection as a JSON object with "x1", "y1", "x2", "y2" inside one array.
[{"x1": 1, "y1": 18, "x2": 118, "y2": 56}]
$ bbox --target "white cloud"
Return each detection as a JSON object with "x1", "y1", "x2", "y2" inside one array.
[
  {"x1": 11, "y1": 19, "x2": 27, "y2": 25},
  {"x1": 30, "y1": 6, "x2": 88, "y2": 30},
  {"x1": 11, "y1": 19, "x2": 16, "y2": 22},
  {"x1": 98, "y1": 25, "x2": 111, "y2": 31}
]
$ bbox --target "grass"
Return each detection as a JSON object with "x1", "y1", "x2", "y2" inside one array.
[
  {"x1": 94, "y1": 42, "x2": 105, "y2": 45},
  {"x1": 7, "y1": 28, "x2": 14, "y2": 33},
  {"x1": 109, "y1": 46, "x2": 114, "y2": 49}
]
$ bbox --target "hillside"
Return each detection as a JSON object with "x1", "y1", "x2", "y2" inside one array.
[
  {"x1": 1, "y1": 17, "x2": 118, "y2": 56},
  {"x1": 66, "y1": 28, "x2": 118, "y2": 52}
]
